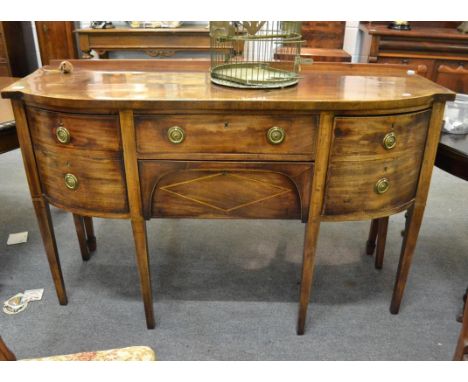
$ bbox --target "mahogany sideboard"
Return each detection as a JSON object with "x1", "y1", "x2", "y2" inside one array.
[
  {"x1": 360, "y1": 23, "x2": 468, "y2": 94},
  {"x1": 1, "y1": 60, "x2": 455, "y2": 334}
]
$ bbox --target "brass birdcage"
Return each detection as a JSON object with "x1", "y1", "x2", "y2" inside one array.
[{"x1": 210, "y1": 21, "x2": 303, "y2": 89}]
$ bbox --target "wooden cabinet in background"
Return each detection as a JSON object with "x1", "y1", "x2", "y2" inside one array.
[
  {"x1": 360, "y1": 22, "x2": 468, "y2": 93},
  {"x1": 35, "y1": 22, "x2": 78, "y2": 65},
  {"x1": 301, "y1": 21, "x2": 346, "y2": 49},
  {"x1": 277, "y1": 22, "x2": 351, "y2": 63},
  {"x1": 0, "y1": 23, "x2": 9, "y2": 76},
  {"x1": 0, "y1": 22, "x2": 31, "y2": 77}
]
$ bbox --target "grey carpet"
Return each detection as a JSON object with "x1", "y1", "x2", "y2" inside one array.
[{"x1": 0, "y1": 148, "x2": 467, "y2": 360}]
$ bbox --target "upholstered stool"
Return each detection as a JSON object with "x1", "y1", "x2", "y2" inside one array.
[
  {"x1": 24, "y1": 346, "x2": 156, "y2": 361},
  {"x1": 0, "y1": 336, "x2": 156, "y2": 361}
]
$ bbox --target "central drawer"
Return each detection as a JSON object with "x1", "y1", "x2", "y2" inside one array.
[
  {"x1": 139, "y1": 160, "x2": 313, "y2": 220},
  {"x1": 134, "y1": 114, "x2": 318, "y2": 160}
]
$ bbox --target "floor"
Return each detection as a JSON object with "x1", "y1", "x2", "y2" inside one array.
[{"x1": 0, "y1": 148, "x2": 467, "y2": 360}]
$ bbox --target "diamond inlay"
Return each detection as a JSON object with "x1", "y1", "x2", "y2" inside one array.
[{"x1": 160, "y1": 172, "x2": 291, "y2": 212}]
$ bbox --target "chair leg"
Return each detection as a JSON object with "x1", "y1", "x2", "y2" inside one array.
[
  {"x1": 73, "y1": 214, "x2": 90, "y2": 261},
  {"x1": 454, "y1": 290, "x2": 468, "y2": 360},
  {"x1": 0, "y1": 336, "x2": 16, "y2": 361},
  {"x1": 375, "y1": 216, "x2": 389, "y2": 269},
  {"x1": 83, "y1": 217, "x2": 97, "y2": 252},
  {"x1": 366, "y1": 219, "x2": 379, "y2": 255}
]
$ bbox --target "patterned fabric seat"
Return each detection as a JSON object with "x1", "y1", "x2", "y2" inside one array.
[{"x1": 24, "y1": 346, "x2": 156, "y2": 361}]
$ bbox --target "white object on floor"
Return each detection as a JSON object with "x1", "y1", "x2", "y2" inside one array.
[
  {"x1": 22, "y1": 289, "x2": 44, "y2": 302},
  {"x1": 6, "y1": 231, "x2": 28, "y2": 245},
  {"x1": 3, "y1": 293, "x2": 28, "y2": 315}
]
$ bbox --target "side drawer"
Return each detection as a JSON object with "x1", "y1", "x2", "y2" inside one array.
[
  {"x1": 135, "y1": 114, "x2": 318, "y2": 160},
  {"x1": 35, "y1": 148, "x2": 129, "y2": 216},
  {"x1": 139, "y1": 160, "x2": 313, "y2": 220},
  {"x1": 27, "y1": 107, "x2": 121, "y2": 155},
  {"x1": 323, "y1": 152, "x2": 424, "y2": 219},
  {"x1": 331, "y1": 110, "x2": 431, "y2": 160}
]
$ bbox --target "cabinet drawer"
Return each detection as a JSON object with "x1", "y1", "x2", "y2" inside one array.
[
  {"x1": 331, "y1": 110, "x2": 431, "y2": 160},
  {"x1": 135, "y1": 114, "x2": 318, "y2": 160},
  {"x1": 35, "y1": 148, "x2": 129, "y2": 216},
  {"x1": 139, "y1": 160, "x2": 313, "y2": 220},
  {"x1": 323, "y1": 152, "x2": 424, "y2": 218},
  {"x1": 27, "y1": 107, "x2": 121, "y2": 155}
]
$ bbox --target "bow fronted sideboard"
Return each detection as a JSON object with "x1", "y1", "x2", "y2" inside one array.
[{"x1": 1, "y1": 60, "x2": 455, "y2": 334}]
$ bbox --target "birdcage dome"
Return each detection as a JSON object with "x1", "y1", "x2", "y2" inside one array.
[{"x1": 210, "y1": 21, "x2": 302, "y2": 89}]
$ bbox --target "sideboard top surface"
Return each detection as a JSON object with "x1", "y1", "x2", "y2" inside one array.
[{"x1": 1, "y1": 64, "x2": 455, "y2": 111}]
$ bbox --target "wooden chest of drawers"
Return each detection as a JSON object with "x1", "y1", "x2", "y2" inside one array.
[
  {"x1": 360, "y1": 24, "x2": 468, "y2": 94},
  {"x1": 1, "y1": 60, "x2": 455, "y2": 334}
]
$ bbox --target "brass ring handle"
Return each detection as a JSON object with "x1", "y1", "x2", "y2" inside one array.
[
  {"x1": 375, "y1": 178, "x2": 390, "y2": 194},
  {"x1": 56, "y1": 126, "x2": 71, "y2": 144},
  {"x1": 64, "y1": 173, "x2": 79, "y2": 190},
  {"x1": 267, "y1": 126, "x2": 285, "y2": 145},
  {"x1": 167, "y1": 126, "x2": 185, "y2": 144},
  {"x1": 382, "y1": 132, "x2": 396, "y2": 150}
]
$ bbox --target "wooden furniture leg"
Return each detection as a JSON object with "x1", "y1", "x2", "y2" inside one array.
[
  {"x1": 131, "y1": 218, "x2": 155, "y2": 329},
  {"x1": 0, "y1": 336, "x2": 16, "y2": 361},
  {"x1": 120, "y1": 110, "x2": 155, "y2": 329},
  {"x1": 454, "y1": 291, "x2": 468, "y2": 360},
  {"x1": 83, "y1": 216, "x2": 97, "y2": 252},
  {"x1": 297, "y1": 112, "x2": 334, "y2": 335},
  {"x1": 32, "y1": 200, "x2": 67, "y2": 304},
  {"x1": 11, "y1": 100, "x2": 67, "y2": 305},
  {"x1": 390, "y1": 102, "x2": 446, "y2": 314},
  {"x1": 375, "y1": 216, "x2": 389, "y2": 269},
  {"x1": 366, "y1": 218, "x2": 379, "y2": 255},
  {"x1": 73, "y1": 214, "x2": 90, "y2": 261}
]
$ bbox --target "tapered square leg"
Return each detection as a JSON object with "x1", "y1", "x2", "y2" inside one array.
[
  {"x1": 131, "y1": 218, "x2": 155, "y2": 329},
  {"x1": 375, "y1": 216, "x2": 389, "y2": 269},
  {"x1": 390, "y1": 205, "x2": 424, "y2": 314},
  {"x1": 32, "y1": 199, "x2": 68, "y2": 305},
  {"x1": 73, "y1": 214, "x2": 90, "y2": 261},
  {"x1": 297, "y1": 219, "x2": 321, "y2": 335},
  {"x1": 366, "y1": 219, "x2": 379, "y2": 255},
  {"x1": 296, "y1": 112, "x2": 334, "y2": 335},
  {"x1": 83, "y1": 217, "x2": 97, "y2": 252}
]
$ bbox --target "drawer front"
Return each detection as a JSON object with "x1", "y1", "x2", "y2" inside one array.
[
  {"x1": 27, "y1": 107, "x2": 121, "y2": 155},
  {"x1": 323, "y1": 152, "x2": 424, "y2": 218},
  {"x1": 35, "y1": 148, "x2": 129, "y2": 216},
  {"x1": 331, "y1": 110, "x2": 431, "y2": 160},
  {"x1": 376, "y1": 57, "x2": 434, "y2": 78},
  {"x1": 139, "y1": 161, "x2": 313, "y2": 220},
  {"x1": 135, "y1": 114, "x2": 318, "y2": 160}
]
